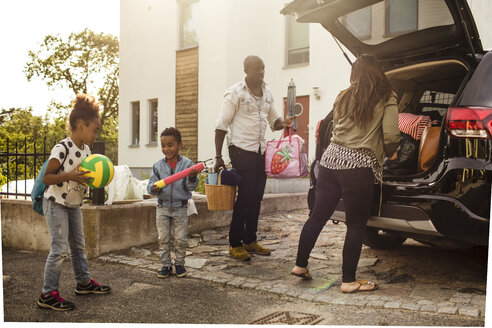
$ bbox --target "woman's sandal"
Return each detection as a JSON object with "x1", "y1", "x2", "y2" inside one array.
[
  {"x1": 341, "y1": 280, "x2": 378, "y2": 294},
  {"x1": 290, "y1": 268, "x2": 312, "y2": 280}
]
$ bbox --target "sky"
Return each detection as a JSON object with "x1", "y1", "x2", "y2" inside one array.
[{"x1": 0, "y1": 0, "x2": 120, "y2": 117}]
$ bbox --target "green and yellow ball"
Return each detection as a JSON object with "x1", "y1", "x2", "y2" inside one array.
[{"x1": 79, "y1": 154, "x2": 114, "y2": 189}]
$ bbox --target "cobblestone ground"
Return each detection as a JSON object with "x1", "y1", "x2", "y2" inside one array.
[{"x1": 100, "y1": 209, "x2": 487, "y2": 321}]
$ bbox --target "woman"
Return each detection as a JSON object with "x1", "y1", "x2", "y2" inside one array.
[{"x1": 291, "y1": 54, "x2": 400, "y2": 293}]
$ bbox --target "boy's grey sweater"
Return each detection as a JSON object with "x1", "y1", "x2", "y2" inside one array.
[{"x1": 147, "y1": 155, "x2": 199, "y2": 208}]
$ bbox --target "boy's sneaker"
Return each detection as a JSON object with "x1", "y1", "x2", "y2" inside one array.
[
  {"x1": 243, "y1": 241, "x2": 271, "y2": 255},
  {"x1": 37, "y1": 290, "x2": 75, "y2": 311},
  {"x1": 229, "y1": 246, "x2": 251, "y2": 261},
  {"x1": 158, "y1": 266, "x2": 171, "y2": 278},
  {"x1": 75, "y1": 279, "x2": 111, "y2": 295},
  {"x1": 175, "y1": 265, "x2": 187, "y2": 278}
]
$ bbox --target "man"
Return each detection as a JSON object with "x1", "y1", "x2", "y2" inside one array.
[{"x1": 215, "y1": 55, "x2": 293, "y2": 261}]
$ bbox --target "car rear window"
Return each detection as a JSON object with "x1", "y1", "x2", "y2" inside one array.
[
  {"x1": 420, "y1": 91, "x2": 454, "y2": 121},
  {"x1": 338, "y1": 0, "x2": 454, "y2": 45}
]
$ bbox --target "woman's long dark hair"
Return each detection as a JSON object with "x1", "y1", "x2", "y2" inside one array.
[{"x1": 335, "y1": 54, "x2": 392, "y2": 129}]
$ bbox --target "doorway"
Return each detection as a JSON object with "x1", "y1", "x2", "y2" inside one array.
[{"x1": 283, "y1": 95, "x2": 310, "y2": 157}]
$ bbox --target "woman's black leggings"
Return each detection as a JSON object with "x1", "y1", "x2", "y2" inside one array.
[{"x1": 295, "y1": 165, "x2": 374, "y2": 282}]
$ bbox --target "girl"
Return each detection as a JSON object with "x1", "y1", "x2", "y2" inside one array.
[
  {"x1": 37, "y1": 94, "x2": 110, "y2": 311},
  {"x1": 291, "y1": 54, "x2": 400, "y2": 293}
]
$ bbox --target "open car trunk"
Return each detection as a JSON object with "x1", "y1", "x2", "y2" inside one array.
[{"x1": 383, "y1": 58, "x2": 470, "y2": 177}]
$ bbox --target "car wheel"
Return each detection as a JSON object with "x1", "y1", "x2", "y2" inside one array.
[{"x1": 363, "y1": 227, "x2": 406, "y2": 249}]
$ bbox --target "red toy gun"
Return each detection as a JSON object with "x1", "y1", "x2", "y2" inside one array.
[{"x1": 153, "y1": 162, "x2": 205, "y2": 189}]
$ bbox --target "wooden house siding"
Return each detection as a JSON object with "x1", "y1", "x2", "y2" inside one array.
[{"x1": 175, "y1": 47, "x2": 199, "y2": 161}]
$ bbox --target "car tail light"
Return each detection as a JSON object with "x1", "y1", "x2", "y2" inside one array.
[
  {"x1": 446, "y1": 107, "x2": 492, "y2": 139},
  {"x1": 315, "y1": 120, "x2": 322, "y2": 144}
]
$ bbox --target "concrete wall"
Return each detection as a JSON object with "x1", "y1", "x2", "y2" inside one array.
[{"x1": 1, "y1": 193, "x2": 307, "y2": 258}]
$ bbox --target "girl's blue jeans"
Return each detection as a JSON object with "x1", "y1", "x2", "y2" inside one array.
[
  {"x1": 156, "y1": 206, "x2": 188, "y2": 267},
  {"x1": 42, "y1": 199, "x2": 90, "y2": 294}
]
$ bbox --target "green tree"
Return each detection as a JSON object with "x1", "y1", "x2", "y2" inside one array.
[
  {"x1": 0, "y1": 107, "x2": 66, "y2": 183},
  {"x1": 24, "y1": 28, "x2": 119, "y2": 163}
]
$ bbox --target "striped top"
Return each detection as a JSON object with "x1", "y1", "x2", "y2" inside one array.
[
  {"x1": 398, "y1": 113, "x2": 432, "y2": 140},
  {"x1": 320, "y1": 142, "x2": 382, "y2": 183}
]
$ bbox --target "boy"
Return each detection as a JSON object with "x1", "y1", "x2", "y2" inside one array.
[{"x1": 147, "y1": 127, "x2": 198, "y2": 278}]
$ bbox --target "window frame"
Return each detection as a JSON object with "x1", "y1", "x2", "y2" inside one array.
[
  {"x1": 285, "y1": 14, "x2": 310, "y2": 67},
  {"x1": 384, "y1": 0, "x2": 418, "y2": 37},
  {"x1": 130, "y1": 101, "x2": 140, "y2": 147},
  {"x1": 177, "y1": 0, "x2": 199, "y2": 50},
  {"x1": 147, "y1": 99, "x2": 158, "y2": 146}
]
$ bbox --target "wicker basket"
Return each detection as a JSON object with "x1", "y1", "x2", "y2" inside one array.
[{"x1": 205, "y1": 171, "x2": 236, "y2": 211}]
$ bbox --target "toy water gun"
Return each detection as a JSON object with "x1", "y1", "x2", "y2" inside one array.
[{"x1": 153, "y1": 162, "x2": 205, "y2": 189}]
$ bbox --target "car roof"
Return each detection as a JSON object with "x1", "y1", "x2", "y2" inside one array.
[{"x1": 281, "y1": 0, "x2": 483, "y2": 69}]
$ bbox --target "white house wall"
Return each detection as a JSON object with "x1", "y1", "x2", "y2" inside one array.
[{"x1": 119, "y1": 0, "x2": 178, "y2": 171}]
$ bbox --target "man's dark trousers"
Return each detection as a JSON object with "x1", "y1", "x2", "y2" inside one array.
[{"x1": 228, "y1": 145, "x2": 266, "y2": 247}]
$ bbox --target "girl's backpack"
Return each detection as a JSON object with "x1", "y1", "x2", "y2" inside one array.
[{"x1": 31, "y1": 142, "x2": 69, "y2": 215}]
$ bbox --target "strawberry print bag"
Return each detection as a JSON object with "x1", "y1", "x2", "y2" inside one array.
[{"x1": 265, "y1": 128, "x2": 309, "y2": 179}]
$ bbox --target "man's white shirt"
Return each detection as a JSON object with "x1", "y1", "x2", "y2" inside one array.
[{"x1": 215, "y1": 79, "x2": 282, "y2": 154}]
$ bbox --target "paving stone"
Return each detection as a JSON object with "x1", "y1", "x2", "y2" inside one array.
[
  {"x1": 366, "y1": 300, "x2": 385, "y2": 308},
  {"x1": 438, "y1": 307, "x2": 458, "y2": 314},
  {"x1": 185, "y1": 258, "x2": 207, "y2": 269},
  {"x1": 329, "y1": 298, "x2": 347, "y2": 305},
  {"x1": 437, "y1": 301, "x2": 455, "y2": 307},
  {"x1": 417, "y1": 299, "x2": 433, "y2": 305},
  {"x1": 241, "y1": 282, "x2": 258, "y2": 289},
  {"x1": 357, "y1": 258, "x2": 378, "y2": 267},
  {"x1": 401, "y1": 303, "x2": 420, "y2": 311},
  {"x1": 449, "y1": 298, "x2": 470, "y2": 304},
  {"x1": 131, "y1": 247, "x2": 153, "y2": 257},
  {"x1": 378, "y1": 296, "x2": 394, "y2": 301},
  {"x1": 313, "y1": 294, "x2": 332, "y2": 303},
  {"x1": 286, "y1": 290, "x2": 301, "y2": 297},
  {"x1": 298, "y1": 293, "x2": 317, "y2": 301},
  {"x1": 256, "y1": 283, "x2": 273, "y2": 292},
  {"x1": 469, "y1": 297, "x2": 486, "y2": 305},
  {"x1": 384, "y1": 301, "x2": 401, "y2": 309},
  {"x1": 365, "y1": 295, "x2": 381, "y2": 301},
  {"x1": 310, "y1": 253, "x2": 328, "y2": 260},
  {"x1": 270, "y1": 287, "x2": 290, "y2": 295},
  {"x1": 458, "y1": 308, "x2": 480, "y2": 317},
  {"x1": 420, "y1": 304, "x2": 438, "y2": 312},
  {"x1": 452, "y1": 292, "x2": 473, "y2": 299},
  {"x1": 345, "y1": 298, "x2": 367, "y2": 306},
  {"x1": 213, "y1": 276, "x2": 232, "y2": 284},
  {"x1": 203, "y1": 239, "x2": 230, "y2": 245},
  {"x1": 187, "y1": 238, "x2": 200, "y2": 248},
  {"x1": 226, "y1": 279, "x2": 245, "y2": 288}
]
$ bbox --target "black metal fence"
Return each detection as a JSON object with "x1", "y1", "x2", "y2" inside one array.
[{"x1": 0, "y1": 137, "x2": 105, "y2": 205}]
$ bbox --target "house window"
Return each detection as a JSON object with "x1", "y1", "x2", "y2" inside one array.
[
  {"x1": 149, "y1": 99, "x2": 158, "y2": 144},
  {"x1": 341, "y1": 6, "x2": 372, "y2": 40},
  {"x1": 131, "y1": 101, "x2": 140, "y2": 146},
  {"x1": 178, "y1": 0, "x2": 199, "y2": 49},
  {"x1": 286, "y1": 14, "x2": 309, "y2": 66},
  {"x1": 386, "y1": 0, "x2": 417, "y2": 36}
]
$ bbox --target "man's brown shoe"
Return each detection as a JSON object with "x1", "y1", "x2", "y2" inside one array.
[
  {"x1": 243, "y1": 241, "x2": 271, "y2": 255},
  {"x1": 229, "y1": 246, "x2": 251, "y2": 261}
]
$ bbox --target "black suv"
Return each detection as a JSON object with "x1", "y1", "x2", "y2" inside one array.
[{"x1": 282, "y1": 0, "x2": 491, "y2": 249}]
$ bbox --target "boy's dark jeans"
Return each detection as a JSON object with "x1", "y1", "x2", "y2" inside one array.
[
  {"x1": 228, "y1": 145, "x2": 267, "y2": 247},
  {"x1": 295, "y1": 166, "x2": 374, "y2": 283}
]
